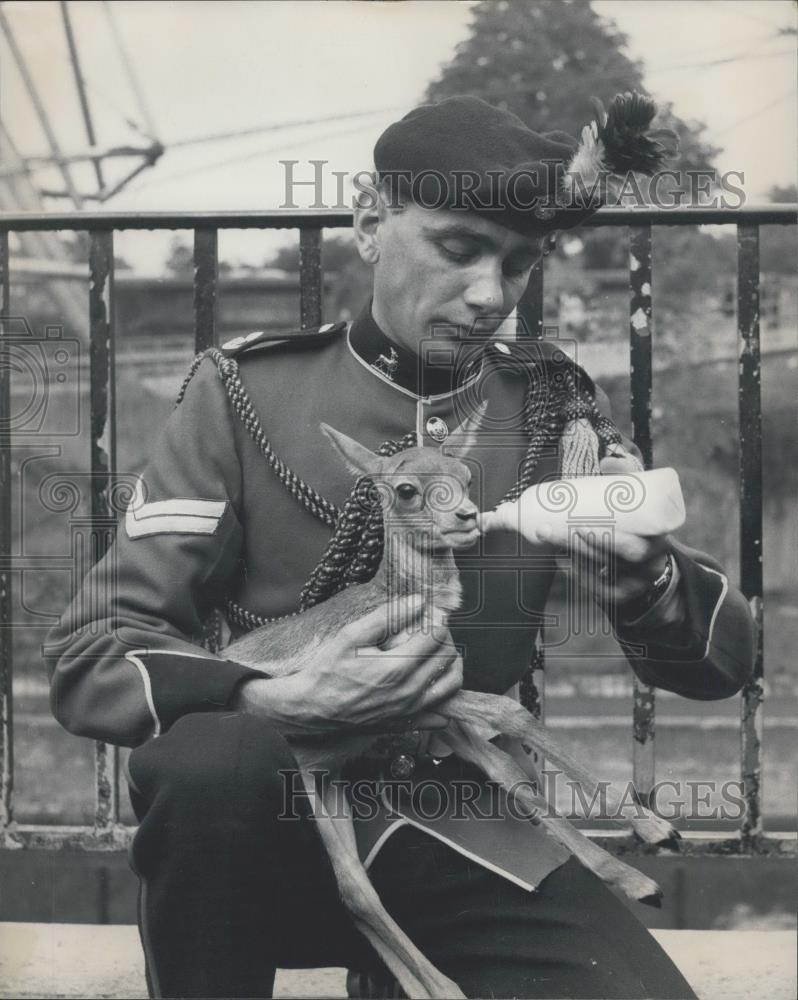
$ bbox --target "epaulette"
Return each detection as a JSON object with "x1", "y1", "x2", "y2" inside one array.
[{"x1": 220, "y1": 321, "x2": 347, "y2": 359}]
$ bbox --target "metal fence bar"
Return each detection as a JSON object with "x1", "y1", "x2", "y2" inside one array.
[
  {"x1": 518, "y1": 257, "x2": 546, "y2": 733},
  {"x1": 0, "y1": 204, "x2": 794, "y2": 232},
  {"x1": 299, "y1": 227, "x2": 323, "y2": 329},
  {"x1": 0, "y1": 232, "x2": 13, "y2": 835},
  {"x1": 517, "y1": 257, "x2": 544, "y2": 340},
  {"x1": 193, "y1": 228, "x2": 218, "y2": 352},
  {"x1": 628, "y1": 224, "x2": 656, "y2": 803},
  {"x1": 737, "y1": 223, "x2": 764, "y2": 844},
  {"x1": 88, "y1": 230, "x2": 120, "y2": 829},
  {"x1": 0, "y1": 207, "x2": 792, "y2": 856}
]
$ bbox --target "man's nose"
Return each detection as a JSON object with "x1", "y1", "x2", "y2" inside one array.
[{"x1": 464, "y1": 265, "x2": 504, "y2": 312}]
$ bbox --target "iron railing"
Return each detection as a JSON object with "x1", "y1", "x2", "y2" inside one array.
[{"x1": 0, "y1": 204, "x2": 795, "y2": 856}]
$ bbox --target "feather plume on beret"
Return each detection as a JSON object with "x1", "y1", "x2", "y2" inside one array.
[{"x1": 561, "y1": 92, "x2": 679, "y2": 211}]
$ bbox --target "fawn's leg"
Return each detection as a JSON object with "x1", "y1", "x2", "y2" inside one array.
[
  {"x1": 445, "y1": 690, "x2": 678, "y2": 848},
  {"x1": 439, "y1": 720, "x2": 663, "y2": 907},
  {"x1": 300, "y1": 770, "x2": 466, "y2": 1000}
]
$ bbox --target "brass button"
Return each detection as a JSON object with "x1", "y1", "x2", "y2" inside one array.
[{"x1": 426, "y1": 416, "x2": 448, "y2": 443}]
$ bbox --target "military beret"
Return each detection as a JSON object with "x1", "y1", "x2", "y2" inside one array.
[{"x1": 373, "y1": 93, "x2": 677, "y2": 237}]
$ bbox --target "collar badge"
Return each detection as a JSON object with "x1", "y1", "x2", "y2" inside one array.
[{"x1": 372, "y1": 347, "x2": 399, "y2": 381}]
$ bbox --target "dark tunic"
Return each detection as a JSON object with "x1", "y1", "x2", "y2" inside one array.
[{"x1": 45, "y1": 307, "x2": 755, "y2": 890}]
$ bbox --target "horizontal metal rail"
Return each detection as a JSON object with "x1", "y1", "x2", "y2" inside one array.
[
  {"x1": 4, "y1": 824, "x2": 795, "y2": 856},
  {"x1": 0, "y1": 204, "x2": 795, "y2": 854},
  {"x1": 0, "y1": 204, "x2": 796, "y2": 231}
]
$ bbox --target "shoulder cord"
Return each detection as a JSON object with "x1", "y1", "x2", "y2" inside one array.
[
  {"x1": 177, "y1": 347, "x2": 627, "y2": 633},
  {"x1": 179, "y1": 349, "x2": 340, "y2": 529}
]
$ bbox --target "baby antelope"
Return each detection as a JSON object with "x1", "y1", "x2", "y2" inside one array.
[{"x1": 226, "y1": 420, "x2": 677, "y2": 999}]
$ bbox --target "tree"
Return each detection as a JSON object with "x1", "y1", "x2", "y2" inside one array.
[
  {"x1": 425, "y1": 0, "x2": 719, "y2": 172},
  {"x1": 164, "y1": 237, "x2": 194, "y2": 278},
  {"x1": 426, "y1": 0, "x2": 722, "y2": 277}
]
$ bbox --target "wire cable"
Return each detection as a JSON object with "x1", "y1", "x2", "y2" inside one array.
[{"x1": 123, "y1": 121, "x2": 378, "y2": 193}]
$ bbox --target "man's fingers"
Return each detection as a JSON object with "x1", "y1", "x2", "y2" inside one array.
[
  {"x1": 573, "y1": 528, "x2": 669, "y2": 565},
  {"x1": 411, "y1": 658, "x2": 463, "y2": 712},
  {"x1": 414, "y1": 711, "x2": 450, "y2": 730},
  {"x1": 599, "y1": 453, "x2": 641, "y2": 475},
  {"x1": 341, "y1": 595, "x2": 424, "y2": 647},
  {"x1": 389, "y1": 623, "x2": 458, "y2": 665}
]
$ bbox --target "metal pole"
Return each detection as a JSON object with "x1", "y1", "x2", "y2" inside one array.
[
  {"x1": 737, "y1": 222, "x2": 764, "y2": 846},
  {"x1": 629, "y1": 224, "x2": 656, "y2": 804},
  {"x1": 0, "y1": 232, "x2": 14, "y2": 835},
  {"x1": 0, "y1": 6, "x2": 84, "y2": 208},
  {"x1": 59, "y1": 0, "x2": 104, "y2": 192}
]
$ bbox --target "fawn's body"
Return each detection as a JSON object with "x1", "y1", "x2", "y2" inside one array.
[{"x1": 226, "y1": 424, "x2": 675, "y2": 999}]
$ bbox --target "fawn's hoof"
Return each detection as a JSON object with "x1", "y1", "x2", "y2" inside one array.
[
  {"x1": 657, "y1": 828, "x2": 682, "y2": 852},
  {"x1": 634, "y1": 824, "x2": 682, "y2": 852},
  {"x1": 640, "y1": 888, "x2": 664, "y2": 908}
]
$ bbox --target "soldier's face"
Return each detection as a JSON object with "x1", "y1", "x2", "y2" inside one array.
[{"x1": 366, "y1": 202, "x2": 542, "y2": 354}]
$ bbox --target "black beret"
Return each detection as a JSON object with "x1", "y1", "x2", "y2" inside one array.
[{"x1": 373, "y1": 93, "x2": 676, "y2": 237}]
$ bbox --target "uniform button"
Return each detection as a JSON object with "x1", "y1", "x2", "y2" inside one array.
[
  {"x1": 390, "y1": 754, "x2": 416, "y2": 779},
  {"x1": 494, "y1": 341, "x2": 512, "y2": 355},
  {"x1": 426, "y1": 416, "x2": 449, "y2": 443}
]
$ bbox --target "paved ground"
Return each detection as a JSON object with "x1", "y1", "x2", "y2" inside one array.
[{"x1": 0, "y1": 923, "x2": 795, "y2": 999}]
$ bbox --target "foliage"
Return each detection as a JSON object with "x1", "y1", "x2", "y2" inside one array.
[
  {"x1": 164, "y1": 237, "x2": 233, "y2": 278},
  {"x1": 425, "y1": 0, "x2": 723, "y2": 277},
  {"x1": 425, "y1": 0, "x2": 719, "y2": 171},
  {"x1": 270, "y1": 235, "x2": 371, "y2": 320}
]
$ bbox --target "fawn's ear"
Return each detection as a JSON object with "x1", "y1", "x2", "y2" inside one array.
[
  {"x1": 444, "y1": 400, "x2": 489, "y2": 459},
  {"x1": 320, "y1": 423, "x2": 383, "y2": 477}
]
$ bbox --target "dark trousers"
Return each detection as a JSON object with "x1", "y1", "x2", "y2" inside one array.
[{"x1": 127, "y1": 712, "x2": 696, "y2": 1000}]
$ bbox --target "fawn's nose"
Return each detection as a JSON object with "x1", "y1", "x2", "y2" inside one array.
[{"x1": 456, "y1": 503, "x2": 478, "y2": 523}]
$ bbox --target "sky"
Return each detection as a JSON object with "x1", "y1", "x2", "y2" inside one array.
[{"x1": 2, "y1": 0, "x2": 796, "y2": 273}]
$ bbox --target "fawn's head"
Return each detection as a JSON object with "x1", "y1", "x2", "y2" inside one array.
[{"x1": 320, "y1": 412, "x2": 483, "y2": 553}]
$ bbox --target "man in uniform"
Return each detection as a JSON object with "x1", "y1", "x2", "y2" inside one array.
[{"x1": 46, "y1": 95, "x2": 755, "y2": 999}]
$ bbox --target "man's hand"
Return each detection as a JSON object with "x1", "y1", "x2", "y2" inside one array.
[
  {"x1": 568, "y1": 526, "x2": 671, "y2": 607},
  {"x1": 234, "y1": 596, "x2": 463, "y2": 737},
  {"x1": 561, "y1": 451, "x2": 671, "y2": 608}
]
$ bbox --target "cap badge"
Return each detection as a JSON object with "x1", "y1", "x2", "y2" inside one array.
[
  {"x1": 426, "y1": 416, "x2": 449, "y2": 443},
  {"x1": 372, "y1": 347, "x2": 399, "y2": 381}
]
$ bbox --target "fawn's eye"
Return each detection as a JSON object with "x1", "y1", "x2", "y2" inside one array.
[{"x1": 396, "y1": 483, "x2": 419, "y2": 501}]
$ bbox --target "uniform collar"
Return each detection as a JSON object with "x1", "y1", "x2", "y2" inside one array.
[{"x1": 347, "y1": 303, "x2": 485, "y2": 400}]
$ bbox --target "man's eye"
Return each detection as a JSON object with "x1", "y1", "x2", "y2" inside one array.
[
  {"x1": 396, "y1": 483, "x2": 419, "y2": 500},
  {"x1": 438, "y1": 241, "x2": 476, "y2": 263}
]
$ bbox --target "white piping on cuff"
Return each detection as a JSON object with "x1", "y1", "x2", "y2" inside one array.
[
  {"x1": 124, "y1": 650, "x2": 161, "y2": 738},
  {"x1": 697, "y1": 564, "x2": 729, "y2": 659},
  {"x1": 144, "y1": 648, "x2": 224, "y2": 661}
]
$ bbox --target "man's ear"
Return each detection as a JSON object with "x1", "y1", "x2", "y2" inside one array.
[
  {"x1": 320, "y1": 423, "x2": 383, "y2": 477},
  {"x1": 353, "y1": 175, "x2": 382, "y2": 265}
]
